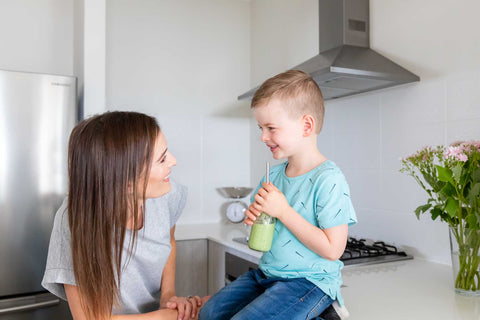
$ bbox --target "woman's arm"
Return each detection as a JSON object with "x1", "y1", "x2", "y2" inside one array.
[
  {"x1": 159, "y1": 226, "x2": 202, "y2": 320},
  {"x1": 160, "y1": 227, "x2": 177, "y2": 304},
  {"x1": 64, "y1": 284, "x2": 177, "y2": 320}
]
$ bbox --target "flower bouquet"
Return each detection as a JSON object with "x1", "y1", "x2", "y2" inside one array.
[{"x1": 400, "y1": 141, "x2": 480, "y2": 296}]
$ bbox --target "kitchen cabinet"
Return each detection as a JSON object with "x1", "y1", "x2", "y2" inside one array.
[
  {"x1": 207, "y1": 240, "x2": 226, "y2": 295},
  {"x1": 207, "y1": 239, "x2": 261, "y2": 295},
  {"x1": 176, "y1": 238, "x2": 255, "y2": 297},
  {"x1": 175, "y1": 239, "x2": 208, "y2": 297},
  {"x1": 174, "y1": 223, "x2": 261, "y2": 297}
]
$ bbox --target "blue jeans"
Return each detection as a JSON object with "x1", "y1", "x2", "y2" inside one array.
[{"x1": 199, "y1": 269, "x2": 333, "y2": 320}]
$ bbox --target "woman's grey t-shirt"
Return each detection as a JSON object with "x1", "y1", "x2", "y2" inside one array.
[{"x1": 41, "y1": 181, "x2": 187, "y2": 314}]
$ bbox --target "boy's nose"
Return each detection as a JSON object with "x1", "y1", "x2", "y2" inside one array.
[{"x1": 260, "y1": 130, "x2": 269, "y2": 142}]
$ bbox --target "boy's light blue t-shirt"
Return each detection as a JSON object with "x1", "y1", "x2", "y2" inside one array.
[{"x1": 250, "y1": 160, "x2": 357, "y2": 305}]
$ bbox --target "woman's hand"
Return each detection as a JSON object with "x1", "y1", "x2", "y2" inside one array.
[{"x1": 161, "y1": 295, "x2": 202, "y2": 320}]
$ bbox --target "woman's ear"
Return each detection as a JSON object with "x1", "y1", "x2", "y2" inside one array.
[{"x1": 302, "y1": 115, "x2": 315, "y2": 137}]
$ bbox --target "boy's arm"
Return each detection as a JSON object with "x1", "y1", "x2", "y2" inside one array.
[
  {"x1": 278, "y1": 207, "x2": 348, "y2": 260},
  {"x1": 246, "y1": 182, "x2": 348, "y2": 260}
]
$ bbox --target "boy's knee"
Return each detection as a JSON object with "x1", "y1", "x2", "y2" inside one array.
[{"x1": 198, "y1": 301, "x2": 213, "y2": 320}]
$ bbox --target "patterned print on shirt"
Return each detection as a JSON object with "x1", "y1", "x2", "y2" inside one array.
[
  {"x1": 295, "y1": 251, "x2": 305, "y2": 258},
  {"x1": 329, "y1": 184, "x2": 336, "y2": 194},
  {"x1": 282, "y1": 239, "x2": 292, "y2": 247}
]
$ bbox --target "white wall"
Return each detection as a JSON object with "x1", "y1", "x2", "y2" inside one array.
[
  {"x1": 0, "y1": 0, "x2": 108, "y2": 117},
  {"x1": 82, "y1": 0, "x2": 106, "y2": 118},
  {"x1": 250, "y1": 0, "x2": 480, "y2": 264},
  {"x1": 250, "y1": 0, "x2": 318, "y2": 86},
  {"x1": 0, "y1": 0, "x2": 73, "y2": 75},
  {"x1": 0, "y1": 0, "x2": 74, "y2": 76},
  {"x1": 106, "y1": 0, "x2": 251, "y2": 224},
  {"x1": 249, "y1": 0, "x2": 319, "y2": 184}
]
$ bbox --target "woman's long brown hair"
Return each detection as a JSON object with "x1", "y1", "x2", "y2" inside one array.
[{"x1": 67, "y1": 111, "x2": 159, "y2": 319}]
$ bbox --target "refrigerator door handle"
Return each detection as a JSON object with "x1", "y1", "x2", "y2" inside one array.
[{"x1": 0, "y1": 293, "x2": 60, "y2": 315}]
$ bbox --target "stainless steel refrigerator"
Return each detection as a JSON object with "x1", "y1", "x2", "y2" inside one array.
[{"x1": 0, "y1": 70, "x2": 75, "y2": 319}]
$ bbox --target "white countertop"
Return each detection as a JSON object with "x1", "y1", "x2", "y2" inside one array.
[
  {"x1": 175, "y1": 222, "x2": 262, "y2": 262},
  {"x1": 342, "y1": 260, "x2": 480, "y2": 320},
  {"x1": 175, "y1": 223, "x2": 480, "y2": 320}
]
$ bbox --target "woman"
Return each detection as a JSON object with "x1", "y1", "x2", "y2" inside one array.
[{"x1": 42, "y1": 111, "x2": 202, "y2": 319}]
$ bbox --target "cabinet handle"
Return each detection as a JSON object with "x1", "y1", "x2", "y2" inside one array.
[{"x1": 0, "y1": 295, "x2": 59, "y2": 315}]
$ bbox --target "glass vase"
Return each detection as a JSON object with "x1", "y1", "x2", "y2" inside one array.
[{"x1": 449, "y1": 226, "x2": 480, "y2": 297}]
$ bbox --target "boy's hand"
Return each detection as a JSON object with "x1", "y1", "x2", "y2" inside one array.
[
  {"x1": 244, "y1": 202, "x2": 261, "y2": 225},
  {"x1": 249, "y1": 182, "x2": 290, "y2": 221}
]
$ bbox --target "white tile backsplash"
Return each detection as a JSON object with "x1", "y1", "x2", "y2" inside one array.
[
  {"x1": 320, "y1": 68, "x2": 480, "y2": 264},
  {"x1": 380, "y1": 79, "x2": 445, "y2": 128},
  {"x1": 381, "y1": 122, "x2": 444, "y2": 170},
  {"x1": 202, "y1": 117, "x2": 251, "y2": 223},
  {"x1": 446, "y1": 119, "x2": 480, "y2": 143},
  {"x1": 349, "y1": 208, "x2": 451, "y2": 265},
  {"x1": 326, "y1": 95, "x2": 382, "y2": 169},
  {"x1": 160, "y1": 115, "x2": 251, "y2": 225},
  {"x1": 160, "y1": 115, "x2": 204, "y2": 224},
  {"x1": 445, "y1": 69, "x2": 480, "y2": 122},
  {"x1": 326, "y1": 93, "x2": 381, "y2": 134},
  {"x1": 377, "y1": 169, "x2": 430, "y2": 214},
  {"x1": 317, "y1": 121, "x2": 335, "y2": 160},
  {"x1": 342, "y1": 168, "x2": 382, "y2": 210},
  {"x1": 333, "y1": 128, "x2": 381, "y2": 169}
]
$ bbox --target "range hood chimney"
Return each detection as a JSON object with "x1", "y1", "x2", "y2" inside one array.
[{"x1": 238, "y1": 0, "x2": 420, "y2": 101}]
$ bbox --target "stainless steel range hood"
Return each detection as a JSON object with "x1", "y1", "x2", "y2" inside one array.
[{"x1": 238, "y1": 0, "x2": 420, "y2": 101}]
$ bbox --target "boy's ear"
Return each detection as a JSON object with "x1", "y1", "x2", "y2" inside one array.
[{"x1": 302, "y1": 115, "x2": 315, "y2": 137}]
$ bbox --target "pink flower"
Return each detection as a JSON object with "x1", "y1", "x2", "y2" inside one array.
[
  {"x1": 445, "y1": 146, "x2": 461, "y2": 157},
  {"x1": 458, "y1": 154, "x2": 468, "y2": 162},
  {"x1": 444, "y1": 146, "x2": 468, "y2": 162},
  {"x1": 461, "y1": 140, "x2": 480, "y2": 151},
  {"x1": 450, "y1": 141, "x2": 464, "y2": 147}
]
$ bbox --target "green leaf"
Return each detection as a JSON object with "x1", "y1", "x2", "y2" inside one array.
[
  {"x1": 440, "y1": 182, "x2": 456, "y2": 198},
  {"x1": 434, "y1": 181, "x2": 446, "y2": 193},
  {"x1": 465, "y1": 226, "x2": 480, "y2": 246},
  {"x1": 474, "y1": 168, "x2": 480, "y2": 183},
  {"x1": 445, "y1": 198, "x2": 459, "y2": 218},
  {"x1": 436, "y1": 165, "x2": 453, "y2": 182},
  {"x1": 468, "y1": 183, "x2": 480, "y2": 206},
  {"x1": 422, "y1": 172, "x2": 439, "y2": 190},
  {"x1": 452, "y1": 163, "x2": 463, "y2": 183},
  {"x1": 414, "y1": 204, "x2": 432, "y2": 219},
  {"x1": 430, "y1": 207, "x2": 442, "y2": 221},
  {"x1": 466, "y1": 214, "x2": 478, "y2": 229}
]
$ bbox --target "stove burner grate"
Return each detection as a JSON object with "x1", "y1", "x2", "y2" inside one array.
[{"x1": 341, "y1": 237, "x2": 412, "y2": 266}]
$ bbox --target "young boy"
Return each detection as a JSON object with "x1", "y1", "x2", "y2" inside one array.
[{"x1": 199, "y1": 70, "x2": 357, "y2": 320}]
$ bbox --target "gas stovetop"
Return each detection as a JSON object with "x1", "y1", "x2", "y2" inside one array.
[
  {"x1": 232, "y1": 236, "x2": 413, "y2": 267},
  {"x1": 340, "y1": 237, "x2": 413, "y2": 266}
]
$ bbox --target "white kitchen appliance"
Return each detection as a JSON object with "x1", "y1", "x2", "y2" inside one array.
[{"x1": 217, "y1": 187, "x2": 253, "y2": 223}]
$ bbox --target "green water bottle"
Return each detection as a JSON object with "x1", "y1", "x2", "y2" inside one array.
[{"x1": 248, "y1": 162, "x2": 276, "y2": 252}]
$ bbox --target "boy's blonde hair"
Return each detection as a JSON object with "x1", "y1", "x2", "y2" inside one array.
[{"x1": 251, "y1": 70, "x2": 325, "y2": 134}]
